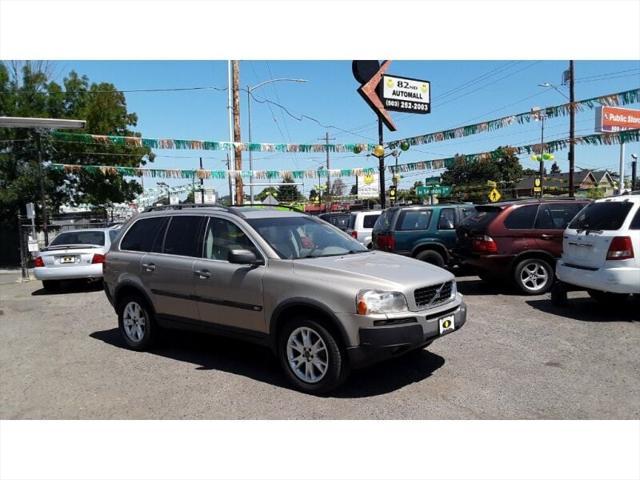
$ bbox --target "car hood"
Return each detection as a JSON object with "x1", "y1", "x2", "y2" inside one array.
[{"x1": 292, "y1": 250, "x2": 453, "y2": 290}]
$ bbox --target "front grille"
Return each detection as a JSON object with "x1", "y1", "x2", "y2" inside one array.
[{"x1": 414, "y1": 281, "x2": 453, "y2": 308}]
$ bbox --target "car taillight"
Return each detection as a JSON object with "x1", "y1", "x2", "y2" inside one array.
[
  {"x1": 351, "y1": 231, "x2": 358, "y2": 239},
  {"x1": 472, "y1": 235, "x2": 498, "y2": 254},
  {"x1": 376, "y1": 233, "x2": 395, "y2": 251},
  {"x1": 91, "y1": 253, "x2": 106, "y2": 264},
  {"x1": 606, "y1": 236, "x2": 634, "y2": 260},
  {"x1": 34, "y1": 256, "x2": 44, "y2": 267}
]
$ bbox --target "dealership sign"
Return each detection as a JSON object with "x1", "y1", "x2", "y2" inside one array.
[
  {"x1": 595, "y1": 106, "x2": 640, "y2": 132},
  {"x1": 382, "y1": 75, "x2": 431, "y2": 114}
]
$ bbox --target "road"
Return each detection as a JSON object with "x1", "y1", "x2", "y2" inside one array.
[{"x1": 1, "y1": 277, "x2": 638, "y2": 419}]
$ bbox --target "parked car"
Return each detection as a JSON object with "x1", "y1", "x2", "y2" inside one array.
[
  {"x1": 371, "y1": 204, "x2": 477, "y2": 267},
  {"x1": 103, "y1": 205, "x2": 467, "y2": 394},
  {"x1": 455, "y1": 199, "x2": 589, "y2": 294},
  {"x1": 318, "y1": 212, "x2": 351, "y2": 231},
  {"x1": 553, "y1": 194, "x2": 640, "y2": 305},
  {"x1": 33, "y1": 228, "x2": 119, "y2": 291},
  {"x1": 346, "y1": 210, "x2": 382, "y2": 248}
]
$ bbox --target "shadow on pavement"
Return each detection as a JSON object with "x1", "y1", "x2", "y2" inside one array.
[
  {"x1": 32, "y1": 280, "x2": 103, "y2": 296},
  {"x1": 526, "y1": 297, "x2": 639, "y2": 323},
  {"x1": 90, "y1": 327, "x2": 445, "y2": 398},
  {"x1": 455, "y1": 277, "x2": 521, "y2": 297}
]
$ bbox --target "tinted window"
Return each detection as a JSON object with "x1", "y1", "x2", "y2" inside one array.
[
  {"x1": 163, "y1": 216, "x2": 205, "y2": 257},
  {"x1": 397, "y1": 209, "x2": 432, "y2": 231},
  {"x1": 459, "y1": 207, "x2": 501, "y2": 233},
  {"x1": 373, "y1": 209, "x2": 397, "y2": 232},
  {"x1": 630, "y1": 207, "x2": 640, "y2": 230},
  {"x1": 121, "y1": 217, "x2": 168, "y2": 252},
  {"x1": 363, "y1": 214, "x2": 380, "y2": 229},
  {"x1": 438, "y1": 208, "x2": 456, "y2": 230},
  {"x1": 348, "y1": 213, "x2": 357, "y2": 229},
  {"x1": 504, "y1": 205, "x2": 538, "y2": 229},
  {"x1": 461, "y1": 207, "x2": 476, "y2": 219},
  {"x1": 50, "y1": 230, "x2": 105, "y2": 247},
  {"x1": 204, "y1": 218, "x2": 259, "y2": 261},
  {"x1": 569, "y1": 202, "x2": 634, "y2": 231},
  {"x1": 535, "y1": 203, "x2": 585, "y2": 230}
]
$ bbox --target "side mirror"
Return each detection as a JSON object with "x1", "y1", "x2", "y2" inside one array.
[{"x1": 228, "y1": 249, "x2": 263, "y2": 266}]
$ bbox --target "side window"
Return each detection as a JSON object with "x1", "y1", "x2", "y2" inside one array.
[
  {"x1": 504, "y1": 205, "x2": 538, "y2": 230},
  {"x1": 363, "y1": 214, "x2": 380, "y2": 229},
  {"x1": 203, "y1": 217, "x2": 259, "y2": 261},
  {"x1": 536, "y1": 203, "x2": 585, "y2": 230},
  {"x1": 461, "y1": 207, "x2": 476, "y2": 219},
  {"x1": 437, "y1": 208, "x2": 456, "y2": 230},
  {"x1": 630, "y1": 207, "x2": 640, "y2": 230},
  {"x1": 163, "y1": 216, "x2": 205, "y2": 257},
  {"x1": 397, "y1": 209, "x2": 432, "y2": 231},
  {"x1": 120, "y1": 217, "x2": 168, "y2": 252}
]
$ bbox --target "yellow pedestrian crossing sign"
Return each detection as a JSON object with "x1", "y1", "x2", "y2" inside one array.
[{"x1": 488, "y1": 188, "x2": 502, "y2": 203}]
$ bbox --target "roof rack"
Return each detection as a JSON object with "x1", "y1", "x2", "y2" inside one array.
[
  {"x1": 229, "y1": 203, "x2": 306, "y2": 214},
  {"x1": 143, "y1": 203, "x2": 240, "y2": 215}
]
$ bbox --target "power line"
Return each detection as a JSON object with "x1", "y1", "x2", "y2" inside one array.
[{"x1": 0, "y1": 85, "x2": 229, "y2": 95}]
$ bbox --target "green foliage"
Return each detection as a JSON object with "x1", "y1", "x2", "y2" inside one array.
[
  {"x1": 0, "y1": 61, "x2": 152, "y2": 227},
  {"x1": 277, "y1": 174, "x2": 303, "y2": 202},
  {"x1": 550, "y1": 162, "x2": 561, "y2": 174},
  {"x1": 586, "y1": 186, "x2": 605, "y2": 199}
]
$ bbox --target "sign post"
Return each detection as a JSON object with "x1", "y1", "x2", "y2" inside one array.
[{"x1": 595, "y1": 106, "x2": 640, "y2": 193}]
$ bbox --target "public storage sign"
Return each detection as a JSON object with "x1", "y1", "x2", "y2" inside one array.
[{"x1": 595, "y1": 106, "x2": 640, "y2": 132}]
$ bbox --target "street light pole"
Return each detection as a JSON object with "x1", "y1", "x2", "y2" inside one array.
[{"x1": 245, "y1": 77, "x2": 307, "y2": 203}]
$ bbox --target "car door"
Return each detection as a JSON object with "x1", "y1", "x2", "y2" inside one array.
[
  {"x1": 534, "y1": 203, "x2": 585, "y2": 257},
  {"x1": 142, "y1": 215, "x2": 205, "y2": 321},
  {"x1": 436, "y1": 207, "x2": 458, "y2": 249},
  {"x1": 393, "y1": 208, "x2": 433, "y2": 255},
  {"x1": 193, "y1": 216, "x2": 267, "y2": 334},
  {"x1": 499, "y1": 204, "x2": 539, "y2": 254}
]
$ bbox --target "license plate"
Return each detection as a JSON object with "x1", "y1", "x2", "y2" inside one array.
[
  {"x1": 61, "y1": 256, "x2": 75, "y2": 264},
  {"x1": 439, "y1": 315, "x2": 455, "y2": 335}
]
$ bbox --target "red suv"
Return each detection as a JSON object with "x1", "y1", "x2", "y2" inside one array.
[{"x1": 455, "y1": 199, "x2": 589, "y2": 294}]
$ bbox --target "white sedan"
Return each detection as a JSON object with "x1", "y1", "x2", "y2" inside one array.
[{"x1": 33, "y1": 228, "x2": 120, "y2": 291}]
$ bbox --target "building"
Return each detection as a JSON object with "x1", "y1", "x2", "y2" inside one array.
[{"x1": 514, "y1": 170, "x2": 615, "y2": 197}]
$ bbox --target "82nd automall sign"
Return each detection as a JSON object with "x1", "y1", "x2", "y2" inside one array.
[{"x1": 382, "y1": 75, "x2": 431, "y2": 114}]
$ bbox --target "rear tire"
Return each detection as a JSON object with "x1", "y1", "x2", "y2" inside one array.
[
  {"x1": 42, "y1": 280, "x2": 60, "y2": 292},
  {"x1": 514, "y1": 258, "x2": 554, "y2": 295},
  {"x1": 415, "y1": 249, "x2": 446, "y2": 268},
  {"x1": 278, "y1": 317, "x2": 348, "y2": 395},
  {"x1": 551, "y1": 281, "x2": 569, "y2": 307},
  {"x1": 118, "y1": 294, "x2": 156, "y2": 351}
]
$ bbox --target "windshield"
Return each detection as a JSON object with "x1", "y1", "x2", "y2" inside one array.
[
  {"x1": 247, "y1": 216, "x2": 367, "y2": 259},
  {"x1": 49, "y1": 230, "x2": 106, "y2": 247},
  {"x1": 568, "y1": 202, "x2": 633, "y2": 231}
]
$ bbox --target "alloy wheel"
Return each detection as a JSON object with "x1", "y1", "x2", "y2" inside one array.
[
  {"x1": 122, "y1": 301, "x2": 147, "y2": 343},
  {"x1": 520, "y1": 261, "x2": 549, "y2": 292},
  {"x1": 286, "y1": 326, "x2": 329, "y2": 383}
]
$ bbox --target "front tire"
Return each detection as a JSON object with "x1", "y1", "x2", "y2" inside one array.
[
  {"x1": 415, "y1": 249, "x2": 445, "y2": 268},
  {"x1": 118, "y1": 295, "x2": 156, "y2": 351},
  {"x1": 278, "y1": 317, "x2": 348, "y2": 395},
  {"x1": 514, "y1": 258, "x2": 554, "y2": 295}
]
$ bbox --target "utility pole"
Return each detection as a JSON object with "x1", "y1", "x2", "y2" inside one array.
[
  {"x1": 318, "y1": 132, "x2": 335, "y2": 202},
  {"x1": 36, "y1": 132, "x2": 49, "y2": 245},
  {"x1": 568, "y1": 60, "x2": 576, "y2": 197},
  {"x1": 227, "y1": 61, "x2": 235, "y2": 205},
  {"x1": 199, "y1": 157, "x2": 205, "y2": 203},
  {"x1": 232, "y1": 60, "x2": 243, "y2": 205},
  {"x1": 631, "y1": 155, "x2": 637, "y2": 191},
  {"x1": 539, "y1": 113, "x2": 545, "y2": 199},
  {"x1": 378, "y1": 119, "x2": 386, "y2": 209}
]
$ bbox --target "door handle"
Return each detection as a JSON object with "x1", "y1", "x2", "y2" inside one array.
[
  {"x1": 540, "y1": 234, "x2": 554, "y2": 240},
  {"x1": 194, "y1": 269, "x2": 211, "y2": 279},
  {"x1": 142, "y1": 263, "x2": 156, "y2": 272}
]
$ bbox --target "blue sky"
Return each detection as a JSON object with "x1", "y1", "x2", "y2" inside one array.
[{"x1": 54, "y1": 60, "x2": 640, "y2": 197}]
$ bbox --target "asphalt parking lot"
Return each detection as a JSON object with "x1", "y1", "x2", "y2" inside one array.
[{"x1": 1, "y1": 275, "x2": 638, "y2": 419}]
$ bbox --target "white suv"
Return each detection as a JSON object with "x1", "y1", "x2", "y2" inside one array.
[
  {"x1": 553, "y1": 194, "x2": 640, "y2": 305},
  {"x1": 346, "y1": 210, "x2": 382, "y2": 248}
]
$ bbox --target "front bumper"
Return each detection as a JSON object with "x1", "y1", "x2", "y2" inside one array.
[
  {"x1": 556, "y1": 262, "x2": 640, "y2": 294},
  {"x1": 33, "y1": 264, "x2": 103, "y2": 281},
  {"x1": 347, "y1": 300, "x2": 467, "y2": 368}
]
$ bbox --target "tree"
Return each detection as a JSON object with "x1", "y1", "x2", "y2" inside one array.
[
  {"x1": 349, "y1": 184, "x2": 357, "y2": 196},
  {"x1": 0, "y1": 61, "x2": 152, "y2": 263},
  {"x1": 277, "y1": 173, "x2": 302, "y2": 202},
  {"x1": 550, "y1": 162, "x2": 561, "y2": 174}
]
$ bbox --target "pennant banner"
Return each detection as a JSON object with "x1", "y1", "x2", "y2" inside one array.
[
  {"x1": 387, "y1": 88, "x2": 640, "y2": 149},
  {"x1": 390, "y1": 129, "x2": 640, "y2": 173},
  {"x1": 48, "y1": 164, "x2": 377, "y2": 180},
  {"x1": 51, "y1": 131, "x2": 376, "y2": 154}
]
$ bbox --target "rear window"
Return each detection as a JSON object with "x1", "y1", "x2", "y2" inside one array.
[
  {"x1": 397, "y1": 209, "x2": 432, "y2": 231},
  {"x1": 568, "y1": 201, "x2": 634, "y2": 231},
  {"x1": 373, "y1": 209, "x2": 397, "y2": 232},
  {"x1": 630, "y1": 207, "x2": 640, "y2": 230},
  {"x1": 459, "y1": 207, "x2": 501, "y2": 231},
  {"x1": 348, "y1": 213, "x2": 357, "y2": 229},
  {"x1": 363, "y1": 214, "x2": 380, "y2": 229},
  {"x1": 121, "y1": 217, "x2": 168, "y2": 252},
  {"x1": 50, "y1": 230, "x2": 105, "y2": 247},
  {"x1": 504, "y1": 205, "x2": 538, "y2": 229}
]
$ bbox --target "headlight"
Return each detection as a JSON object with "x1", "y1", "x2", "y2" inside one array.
[
  {"x1": 450, "y1": 280, "x2": 457, "y2": 299},
  {"x1": 356, "y1": 290, "x2": 408, "y2": 315}
]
